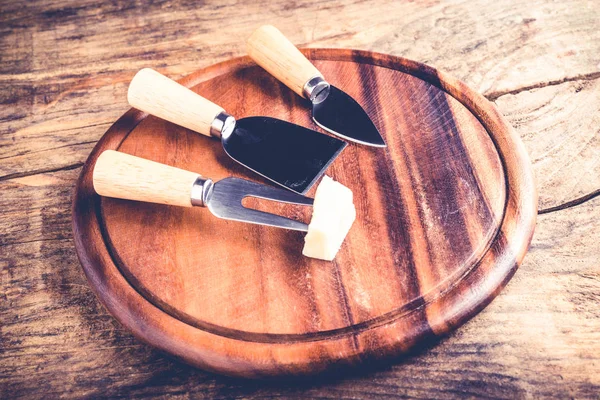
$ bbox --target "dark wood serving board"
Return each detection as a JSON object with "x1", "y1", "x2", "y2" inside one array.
[{"x1": 72, "y1": 49, "x2": 537, "y2": 378}]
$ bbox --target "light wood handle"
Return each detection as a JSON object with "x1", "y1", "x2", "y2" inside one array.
[
  {"x1": 127, "y1": 68, "x2": 224, "y2": 137},
  {"x1": 246, "y1": 25, "x2": 323, "y2": 98},
  {"x1": 93, "y1": 150, "x2": 200, "y2": 207}
]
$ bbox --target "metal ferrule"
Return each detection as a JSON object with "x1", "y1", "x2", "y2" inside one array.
[
  {"x1": 190, "y1": 177, "x2": 214, "y2": 207},
  {"x1": 210, "y1": 111, "x2": 236, "y2": 140},
  {"x1": 303, "y1": 76, "x2": 330, "y2": 104}
]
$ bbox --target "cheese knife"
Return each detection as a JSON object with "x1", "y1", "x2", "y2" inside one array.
[
  {"x1": 128, "y1": 68, "x2": 346, "y2": 194},
  {"x1": 93, "y1": 150, "x2": 313, "y2": 231},
  {"x1": 247, "y1": 25, "x2": 386, "y2": 147}
]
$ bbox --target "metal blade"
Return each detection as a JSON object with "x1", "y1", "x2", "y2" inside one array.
[
  {"x1": 207, "y1": 177, "x2": 312, "y2": 232},
  {"x1": 222, "y1": 117, "x2": 346, "y2": 194},
  {"x1": 312, "y1": 85, "x2": 386, "y2": 147}
]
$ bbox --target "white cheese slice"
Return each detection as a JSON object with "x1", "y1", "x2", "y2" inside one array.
[{"x1": 302, "y1": 176, "x2": 356, "y2": 261}]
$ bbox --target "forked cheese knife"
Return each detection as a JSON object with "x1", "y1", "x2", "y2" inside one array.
[
  {"x1": 247, "y1": 25, "x2": 386, "y2": 147},
  {"x1": 93, "y1": 150, "x2": 313, "y2": 231},
  {"x1": 127, "y1": 68, "x2": 346, "y2": 194}
]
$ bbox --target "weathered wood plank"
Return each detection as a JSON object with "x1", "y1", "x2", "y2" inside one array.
[
  {"x1": 2, "y1": 0, "x2": 600, "y2": 396},
  {"x1": 2, "y1": 0, "x2": 598, "y2": 92},
  {"x1": 0, "y1": 170, "x2": 77, "y2": 246},
  {"x1": 0, "y1": 78, "x2": 123, "y2": 180},
  {"x1": 495, "y1": 77, "x2": 600, "y2": 210},
  {"x1": 1, "y1": 169, "x2": 598, "y2": 398},
  {"x1": 2, "y1": 0, "x2": 600, "y2": 208}
]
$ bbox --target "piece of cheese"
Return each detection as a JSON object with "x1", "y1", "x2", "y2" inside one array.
[{"x1": 302, "y1": 176, "x2": 356, "y2": 261}]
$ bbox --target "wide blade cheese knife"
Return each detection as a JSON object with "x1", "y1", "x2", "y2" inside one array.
[
  {"x1": 247, "y1": 25, "x2": 386, "y2": 148},
  {"x1": 93, "y1": 150, "x2": 313, "y2": 231},
  {"x1": 128, "y1": 68, "x2": 346, "y2": 194}
]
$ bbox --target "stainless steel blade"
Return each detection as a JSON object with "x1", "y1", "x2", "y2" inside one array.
[
  {"x1": 312, "y1": 85, "x2": 386, "y2": 147},
  {"x1": 222, "y1": 117, "x2": 347, "y2": 195},
  {"x1": 207, "y1": 177, "x2": 313, "y2": 232}
]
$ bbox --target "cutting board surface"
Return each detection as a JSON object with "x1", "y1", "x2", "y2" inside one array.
[{"x1": 72, "y1": 49, "x2": 537, "y2": 377}]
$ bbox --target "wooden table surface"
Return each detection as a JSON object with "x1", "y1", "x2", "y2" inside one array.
[{"x1": 1, "y1": 0, "x2": 599, "y2": 398}]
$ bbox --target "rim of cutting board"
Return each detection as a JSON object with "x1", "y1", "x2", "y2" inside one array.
[{"x1": 72, "y1": 49, "x2": 537, "y2": 377}]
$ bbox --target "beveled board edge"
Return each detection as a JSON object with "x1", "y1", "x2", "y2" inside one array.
[{"x1": 72, "y1": 49, "x2": 537, "y2": 377}]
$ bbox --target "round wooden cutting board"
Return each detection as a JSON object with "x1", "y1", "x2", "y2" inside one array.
[{"x1": 72, "y1": 49, "x2": 537, "y2": 377}]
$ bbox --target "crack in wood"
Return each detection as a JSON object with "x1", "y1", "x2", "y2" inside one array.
[
  {"x1": 0, "y1": 162, "x2": 84, "y2": 182},
  {"x1": 0, "y1": 140, "x2": 99, "y2": 161},
  {"x1": 485, "y1": 71, "x2": 600, "y2": 101},
  {"x1": 538, "y1": 188, "x2": 600, "y2": 215}
]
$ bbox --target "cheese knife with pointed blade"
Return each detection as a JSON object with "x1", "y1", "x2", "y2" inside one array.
[
  {"x1": 247, "y1": 25, "x2": 386, "y2": 148},
  {"x1": 128, "y1": 68, "x2": 346, "y2": 194}
]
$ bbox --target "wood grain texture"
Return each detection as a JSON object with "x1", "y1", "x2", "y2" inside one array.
[
  {"x1": 494, "y1": 78, "x2": 600, "y2": 210},
  {"x1": 93, "y1": 150, "x2": 199, "y2": 207},
  {"x1": 71, "y1": 50, "x2": 536, "y2": 377},
  {"x1": 247, "y1": 25, "x2": 323, "y2": 97},
  {"x1": 1, "y1": 0, "x2": 599, "y2": 397},
  {"x1": 127, "y1": 68, "x2": 224, "y2": 137}
]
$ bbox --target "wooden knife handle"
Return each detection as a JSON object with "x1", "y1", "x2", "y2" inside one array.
[
  {"x1": 127, "y1": 68, "x2": 224, "y2": 137},
  {"x1": 93, "y1": 150, "x2": 200, "y2": 207},
  {"x1": 247, "y1": 25, "x2": 323, "y2": 98}
]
